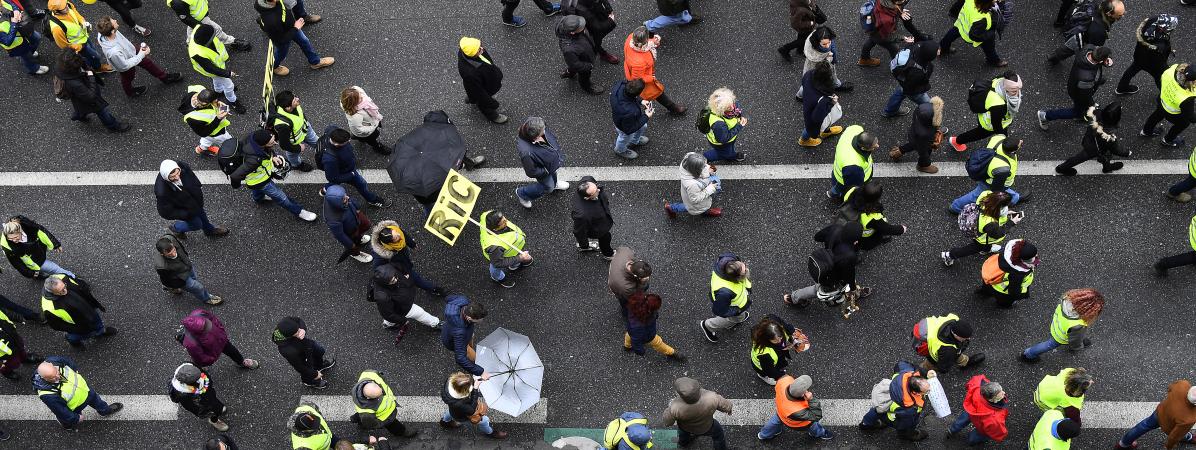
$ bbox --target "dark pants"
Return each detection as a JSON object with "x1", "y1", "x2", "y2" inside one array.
[
  {"x1": 501, "y1": 0, "x2": 553, "y2": 22},
  {"x1": 978, "y1": 285, "x2": 1022, "y2": 308},
  {"x1": 352, "y1": 128, "x2": 386, "y2": 151},
  {"x1": 860, "y1": 33, "x2": 899, "y2": 60},
  {"x1": 7, "y1": 32, "x2": 42, "y2": 74},
  {"x1": 298, "y1": 340, "x2": 329, "y2": 384},
  {"x1": 0, "y1": 293, "x2": 40, "y2": 321},
  {"x1": 1168, "y1": 175, "x2": 1196, "y2": 197},
  {"x1": 1143, "y1": 105, "x2": 1191, "y2": 142},
  {"x1": 949, "y1": 240, "x2": 989, "y2": 259},
  {"x1": 1117, "y1": 60, "x2": 1164, "y2": 91},
  {"x1": 221, "y1": 341, "x2": 246, "y2": 365},
  {"x1": 118, "y1": 57, "x2": 168, "y2": 96},
  {"x1": 0, "y1": 333, "x2": 29, "y2": 376},
  {"x1": 575, "y1": 232, "x2": 614, "y2": 257},
  {"x1": 956, "y1": 125, "x2": 997, "y2": 145},
  {"x1": 1057, "y1": 149, "x2": 1116, "y2": 172},
  {"x1": 1043, "y1": 91, "x2": 1095, "y2": 122},
  {"x1": 654, "y1": 91, "x2": 681, "y2": 113},
  {"x1": 383, "y1": 419, "x2": 410, "y2": 437},
  {"x1": 1055, "y1": 0, "x2": 1076, "y2": 25},
  {"x1": 589, "y1": 25, "x2": 615, "y2": 56},
  {"x1": 71, "y1": 106, "x2": 122, "y2": 130},
  {"x1": 899, "y1": 140, "x2": 933, "y2": 168},
  {"x1": 1047, "y1": 45, "x2": 1077, "y2": 64},
  {"x1": 940, "y1": 27, "x2": 1001, "y2": 64},
  {"x1": 677, "y1": 420, "x2": 728, "y2": 450},
  {"x1": 99, "y1": 0, "x2": 142, "y2": 28},
  {"x1": 1157, "y1": 250, "x2": 1196, "y2": 271},
  {"x1": 564, "y1": 68, "x2": 594, "y2": 91}
]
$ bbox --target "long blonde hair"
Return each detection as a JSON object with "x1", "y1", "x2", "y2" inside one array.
[{"x1": 707, "y1": 88, "x2": 736, "y2": 115}]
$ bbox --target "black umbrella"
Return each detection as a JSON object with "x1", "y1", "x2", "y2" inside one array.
[{"x1": 386, "y1": 111, "x2": 467, "y2": 198}]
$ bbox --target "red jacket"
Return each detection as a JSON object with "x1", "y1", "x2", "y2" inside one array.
[
  {"x1": 963, "y1": 375, "x2": 1008, "y2": 442},
  {"x1": 872, "y1": 1, "x2": 901, "y2": 38}
]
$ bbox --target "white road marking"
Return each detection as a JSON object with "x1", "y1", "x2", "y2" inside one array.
[
  {"x1": 0, "y1": 159, "x2": 1185, "y2": 186},
  {"x1": 301, "y1": 395, "x2": 549, "y2": 424},
  {"x1": 0, "y1": 395, "x2": 178, "y2": 421}
]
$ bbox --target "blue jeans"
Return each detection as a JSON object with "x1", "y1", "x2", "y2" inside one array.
[
  {"x1": 644, "y1": 10, "x2": 691, "y2": 31},
  {"x1": 828, "y1": 178, "x2": 848, "y2": 198},
  {"x1": 950, "y1": 183, "x2": 1021, "y2": 213},
  {"x1": 7, "y1": 32, "x2": 42, "y2": 73},
  {"x1": 442, "y1": 412, "x2": 494, "y2": 435},
  {"x1": 614, "y1": 124, "x2": 647, "y2": 155},
  {"x1": 704, "y1": 142, "x2": 739, "y2": 163},
  {"x1": 273, "y1": 29, "x2": 321, "y2": 67},
  {"x1": 327, "y1": 172, "x2": 381, "y2": 203},
  {"x1": 884, "y1": 88, "x2": 930, "y2": 115},
  {"x1": 250, "y1": 181, "x2": 304, "y2": 216},
  {"x1": 183, "y1": 270, "x2": 211, "y2": 302},
  {"x1": 171, "y1": 210, "x2": 216, "y2": 234},
  {"x1": 1119, "y1": 411, "x2": 1193, "y2": 447},
  {"x1": 666, "y1": 202, "x2": 688, "y2": 213},
  {"x1": 0, "y1": 294, "x2": 39, "y2": 321},
  {"x1": 489, "y1": 261, "x2": 524, "y2": 281},
  {"x1": 1044, "y1": 107, "x2": 1080, "y2": 121},
  {"x1": 291, "y1": 0, "x2": 312, "y2": 18},
  {"x1": 282, "y1": 124, "x2": 317, "y2": 167},
  {"x1": 79, "y1": 42, "x2": 104, "y2": 70},
  {"x1": 39, "y1": 260, "x2": 76, "y2": 278},
  {"x1": 948, "y1": 411, "x2": 991, "y2": 445},
  {"x1": 516, "y1": 172, "x2": 556, "y2": 202},
  {"x1": 1022, "y1": 338, "x2": 1061, "y2": 359},
  {"x1": 758, "y1": 413, "x2": 830, "y2": 439},
  {"x1": 65, "y1": 314, "x2": 105, "y2": 344},
  {"x1": 679, "y1": 420, "x2": 727, "y2": 450},
  {"x1": 79, "y1": 391, "x2": 114, "y2": 416}
]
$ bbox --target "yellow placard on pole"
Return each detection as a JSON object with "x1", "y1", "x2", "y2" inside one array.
[
  {"x1": 262, "y1": 41, "x2": 275, "y2": 112},
  {"x1": 424, "y1": 169, "x2": 482, "y2": 246}
]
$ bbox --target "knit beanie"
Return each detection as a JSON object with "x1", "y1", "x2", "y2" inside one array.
[
  {"x1": 950, "y1": 321, "x2": 973, "y2": 338},
  {"x1": 294, "y1": 413, "x2": 319, "y2": 431},
  {"x1": 1018, "y1": 242, "x2": 1038, "y2": 262},
  {"x1": 787, "y1": 375, "x2": 812, "y2": 398},
  {"x1": 252, "y1": 129, "x2": 274, "y2": 146},
  {"x1": 373, "y1": 264, "x2": 399, "y2": 285},
  {"x1": 192, "y1": 24, "x2": 215, "y2": 45},
  {"x1": 276, "y1": 317, "x2": 301, "y2": 337},
  {"x1": 1184, "y1": 65, "x2": 1196, "y2": 82},
  {"x1": 459, "y1": 37, "x2": 481, "y2": 57},
  {"x1": 1055, "y1": 419, "x2": 1081, "y2": 440}
]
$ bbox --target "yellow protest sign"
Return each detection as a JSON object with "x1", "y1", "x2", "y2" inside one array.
[{"x1": 424, "y1": 169, "x2": 482, "y2": 246}]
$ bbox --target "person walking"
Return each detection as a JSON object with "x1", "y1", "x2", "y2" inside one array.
[
  {"x1": 607, "y1": 246, "x2": 650, "y2": 311},
  {"x1": 839, "y1": 182, "x2": 906, "y2": 250},
  {"x1": 949, "y1": 135, "x2": 1026, "y2": 213},
  {"x1": 2, "y1": 215, "x2": 73, "y2": 279},
  {"x1": 440, "y1": 371, "x2": 508, "y2": 439},
  {"x1": 560, "y1": 0, "x2": 618, "y2": 64},
  {"x1": 882, "y1": 40, "x2": 937, "y2": 118},
  {"x1": 702, "y1": 87, "x2": 747, "y2": 163},
  {"x1": 34, "y1": 357, "x2": 123, "y2": 429},
  {"x1": 228, "y1": 130, "x2": 318, "y2": 222},
  {"x1": 623, "y1": 27, "x2": 686, "y2": 115},
  {"x1": 1047, "y1": 0, "x2": 1123, "y2": 65},
  {"x1": 350, "y1": 370, "x2": 417, "y2": 438},
  {"x1": 441, "y1": 296, "x2": 490, "y2": 379},
  {"x1": 977, "y1": 238, "x2": 1038, "y2": 307},
  {"x1": 270, "y1": 90, "x2": 317, "y2": 172},
  {"x1": 939, "y1": 0, "x2": 1005, "y2": 67},
  {"x1": 41, "y1": 275, "x2": 116, "y2": 348},
  {"x1": 1114, "y1": 379, "x2": 1196, "y2": 449},
  {"x1": 859, "y1": 0, "x2": 926, "y2": 66},
  {"x1": 749, "y1": 314, "x2": 809, "y2": 385},
  {"x1": 1154, "y1": 214, "x2": 1196, "y2": 274},
  {"x1": 1034, "y1": 367, "x2": 1092, "y2": 423},
  {"x1": 177, "y1": 309, "x2": 260, "y2": 369},
  {"x1": 178, "y1": 86, "x2": 234, "y2": 156},
  {"x1": 623, "y1": 292, "x2": 683, "y2": 361},
  {"x1": 369, "y1": 221, "x2": 446, "y2": 296},
  {"x1": 93, "y1": 0, "x2": 147, "y2": 36},
  {"x1": 948, "y1": 71, "x2": 1022, "y2": 152},
  {"x1": 273, "y1": 317, "x2": 336, "y2": 389},
  {"x1": 1115, "y1": 14, "x2": 1177, "y2": 96},
  {"x1": 95, "y1": 17, "x2": 181, "y2": 97},
  {"x1": 478, "y1": 210, "x2": 530, "y2": 288},
  {"x1": 556, "y1": 15, "x2": 603, "y2": 95},
  {"x1": 858, "y1": 361, "x2": 933, "y2": 441},
  {"x1": 1, "y1": 0, "x2": 49, "y2": 75},
  {"x1": 1141, "y1": 63, "x2": 1196, "y2": 148},
  {"x1": 1037, "y1": 45, "x2": 1112, "y2": 130},
  {"x1": 777, "y1": 0, "x2": 825, "y2": 62},
  {"x1": 169, "y1": 363, "x2": 229, "y2": 431},
  {"x1": 662, "y1": 377, "x2": 732, "y2": 450},
  {"x1": 1022, "y1": 288, "x2": 1105, "y2": 362},
  {"x1": 571, "y1": 176, "x2": 615, "y2": 258},
  {"x1": 664, "y1": 152, "x2": 722, "y2": 218},
  {"x1": 941, "y1": 190, "x2": 1021, "y2": 265},
  {"x1": 912, "y1": 313, "x2": 984, "y2": 373},
  {"x1": 322, "y1": 185, "x2": 373, "y2": 264},
  {"x1": 1028, "y1": 409, "x2": 1082, "y2": 449},
  {"x1": 783, "y1": 222, "x2": 869, "y2": 310},
  {"x1": 156, "y1": 160, "x2": 228, "y2": 237},
  {"x1": 457, "y1": 37, "x2": 508, "y2": 124},
  {"x1": 289, "y1": 401, "x2": 338, "y2": 449},
  {"x1": 795, "y1": 26, "x2": 852, "y2": 100},
  {"x1": 758, "y1": 374, "x2": 833, "y2": 441},
  {"x1": 514, "y1": 117, "x2": 568, "y2": 208},
  {"x1": 255, "y1": 0, "x2": 334, "y2": 77},
  {"x1": 603, "y1": 412, "x2": 654, "y2": 449},
  {"x1": 609, "y1": 78, "x2": 651, "y2": 159},
  {"x1": 0, "y1": 307, "x2": 41, "y2": 380},
  {"x1": 644, "y1": 0, "x2": 700, "y2": 32},
  {"x1": 154, "y1": 234, "x2": 224, "y2": 305},
  {"x1": 828, "y1": 125, "x2": 878, "y2": 202},
  {"x1": 890, "y1": 96, "x2": 944, "y2": 172},
  {"x1": 187, "y1": 24, "x2": 245, "y2": 115},
  {"x1": 339, "y1": 86, "x2": 392, "y2": 154},
  {"x1": 1056, "y1": 102, "x2": 1130, "y2": 175},
  {"x1": 204, "y1": 435, "x2": 239, "y2": 450},
  {"x1": 46, "y1": 0, "x2": 108, "y2": 71},
  {"x1": 168, "y1": 0, "x2": 251, "y2": 51},
  {"x1": 369, "y1": 264, "x2": 440, "y2": 338},
  {"x1": 699, "y1": 252, "x2": 752, "y2": 343},
  {"x1": 500, "y1": 0, "x2": 558, "y2": 27},
  {"x1": 948, "y1": 375, "x2": 1007, "y2": 445},
  {"x1": 55, "y1": 51, "x2": 130, "y2": 132},
  {"x1": 799, "y1": 61, "x2": 844, "y2": 148}
]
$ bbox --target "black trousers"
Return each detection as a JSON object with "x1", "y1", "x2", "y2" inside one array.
[
  {"x1": 383, "y1": 418, "x2": 410, "y2": 436},
  {"x1": 221, "y1": 342, "x2": 246, "y2": 365},
  {"x1": 352, "y1": 128, "x2": 386, "y2": 151},
  {"x1": 899, "y1": 140, "x2": 933, "y2": 168},
  {"x1": 957, "y1": 125, "x2": 998, "y2": 145},
  {"x1": 978, "y1": 285, "x2": 1022, "y2": 308},
  {"x1": 1117, "y1": 60, "x2": 1164, "y2": 91},
  {"x1": 1157, "y1": 250, "x2": 1196, "y2": 270},
  {"x1": 564, "y1": 68, "x2": 594, "y2": 91},
  {"x1": 1056, "y1": 149, "x2": 1116, "y2": 172},
  {"x1": 654, "y1": 92, "x2": 681, "y2": 113},
  {"x1": 589, "y1": 25, "x2": 616, "y2": 56},
  {"x1": 1143, "y1": 104, "x2": 1192, "y2": 142},
  {"x1": 100, "y1": 0, "x2": 142, "y2": 28},
  {"x1": 575, "y1": 232, "x2": 614, "y2": 257},
  {"x1": 476, "y1": 101, "x2": 501, "y2": 121},
  {"x1": 948, "y1": 240, "x2": 989, "y2": 259},
  {"x1": 501, "y1": 0, "x2": 553, "y2": 22}
]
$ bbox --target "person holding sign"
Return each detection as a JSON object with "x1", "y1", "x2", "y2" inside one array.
[{"x1": 479, "y1": 210, "x2": 532, "y2": 289}]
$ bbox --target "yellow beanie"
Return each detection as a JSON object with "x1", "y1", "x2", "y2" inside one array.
[{"x1": 459, "y1": 37, "x2": 481, "y2": 57}]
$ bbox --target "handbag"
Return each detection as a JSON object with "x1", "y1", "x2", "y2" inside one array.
[{"x1": 820, "y1": 101, "x2": 843, "y2": 133}]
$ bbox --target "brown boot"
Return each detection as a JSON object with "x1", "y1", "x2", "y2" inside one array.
[
  {"x1": 917, "y1": 164, "x2": 940, "y2": 174},
  {"x1": 798, "y1": 137, "x2": 822, "y2": 147},
  {"x1": 858, "y1": 57, "x2": 882, "y2": 67},
  {"x1": 273, "y1": 65, "x2": 290, "y2": 76},
  {"x1": 888, "y1": 146, "x2": 904, "y2": 161},
  {"x1": 310, "y1": 57, "x2": 335, "y2": 69}
]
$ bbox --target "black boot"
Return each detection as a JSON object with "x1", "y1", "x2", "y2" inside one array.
[{"x1": 463, "y1": 155, "x2": 486, "y2": 170}]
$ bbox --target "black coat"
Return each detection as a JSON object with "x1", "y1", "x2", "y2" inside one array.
[
  {"x1": 801, "y1": 69, "x2": 836, "y2": 137},
  {"x1": 1067, "y1": 47, "x2": 1106, "y2": 97},
  {"x1": 894, "y1": 42, "x2": 936, "y2": 96},
  {"x1": 254, "y1": 0, "x2": 296, "y2": 45},
  {"x1": 570, "y1": 176, "x2": 614, "y2": 238},
  {"x1": 372, "y1": 272, "x2": 416, "y2": 323},
  {"x1": 440, "y1": 383, "x2": 482, "y2": 422},
  {"x1": 57, "y1": 67, "x2": 107, "y2": 116},
  {"x1": 655, "y1": 0, "x2": 689, "y2": 16},
  {"x1": 154, "y1": 162, "x2": 205, "y2": 221},
  {"x1": 43, "y1": 277, "x2": 104, "y2": 335},
  {"x1": 562, "y1": 0, "x2": 615, "y2": 42},
  {"x1": 908, "y1": 102, "x2": 936, "y2": 144},
  {"x1": 458, "y1": 50, "x2": 503, "y2": 110},
  {"x1": 168, "y1": 374, "x2": 224, "y2": 419},
  {"x1": 556, "y1": 21, "x2": 597, "y2": 73},
  {"x1": 272, "y1": 318, "x2": 324, "y2": 382},
  {"x1": 1132, "y1": 25, "x2": 1171, "y2": 75},
  {"x1": 3, "y1": 216, "x2": 60, "y2": 278}
]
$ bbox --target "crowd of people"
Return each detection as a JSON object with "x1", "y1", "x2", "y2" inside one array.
[{"x1": 2, "y1": 0, "x2": 1196, "y2": 448}]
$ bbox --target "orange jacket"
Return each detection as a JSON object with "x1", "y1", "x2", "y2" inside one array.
[{"x1": 622, "y1": 34, "x2": 662, "y2": 100}]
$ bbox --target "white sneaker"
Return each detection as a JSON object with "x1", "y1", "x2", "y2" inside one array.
[
  {"x1": 1037, "y1": 110, "x2": 1049, "y2": 131},
  {"x1": 940, "y1": 251, "x2": 955, "y2": 267},
  {"x1": 32, "y1": 51, "x2": 39, "y2": 57},
  {"x1": 515, "y1": 188, "x2": 532, "y2": 208},
  {"x1": 554, "y1": 179, "x2": 570, "y2": 191},
  {"x1": 298, "y1": 210, "x2": 318, "y2": 222},
  {"x1": 350, "y1": 252, "x2": 373, "y2": 263},
  {"x1": 34, "y1": 66, "x2": 49, "y2": 75},
  {"x1": 359, "y1": 234, "x2": 371, "y2": 244},
  {"x1": 756, "y1": 373, "x2": 777, "y2": 385}
]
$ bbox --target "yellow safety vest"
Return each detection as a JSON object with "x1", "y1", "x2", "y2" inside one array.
[
  {"x1": 1049, "y1": 303, "x2": 1086, "y2": 345},
  {"x1": 978, "y1": 79, "x2": 1013, "y2": 132},
  {"x1": 710, "y1": 271, "x2": 751, "y2": 310},
  {"x1": 0, "y1": 309, "x2": 12, "y2": 358},
  {"x1": 953, "y1": 0, "x2": 992, "y2": 47},
  {"x1": 182, "y1": 86, "x2": 230, "y2": 136},
  {"x1": 974, "y1": 191, "x2": 1009, "y2": 244},
  {"x1": 985, "y1": 136, "x2": 1017, "y2": 187},
  {"x1": 290, "y1": 405, "x2": 333, "y2": 450},
  {"x1": 37, "y1": 365, "x2": 92, "y2": 411},
  {"x1": 40, "y1": 274, "x2": 79, "y2": 324},
  {"x1": 1160, "y1": 65, "x2": 1196, "y2": 115},
  {"x1": 832, "y1": 125, "x2": 873, "y2": 185},
  {"x1": 1034, "y1": 369, "x2": 1085, "y2": 411},
  {"x1": 750, "y1": 345, "x2": 778, "y2": 372},
  {"x1": 1028, "y1": 409, "x2": 1071, "y2": 450},
  {"x1": 705, "y1": 114, "x2": 740, "y2": 145},
  {"x1": 353, "y1": 371, "x2": 398, "y2": 423},
  {"x1": 244, "y1": 153, "x2": 275, "y2": 187},
  {"x1": 167, "y1": 0, "x2": 208, "y2": 21},
  {"x1": 992, "y1": 265, "x2": 1033, "y2": 294},
  {"x1": 1189, "y1": 215, "x2": 1196, "y2": 252},
  {"x1": 187, "y1": 26, "x2": 229, "y2": 78},
  {"x1": 478, "y1": 211, "x2": 526, "y2": 260},
  {"x1": 51, "y1": 7, "x2": 88, "y2": 46},
  {"x1": 924, "y1": 313, "x2": 959, "y2": 361},
  {"x1": 1185, "y1": 146, "x2": 1196, "y2": 178},
  {"x1": 603, "y1": 417, "x2": 654, "y2": 450},
  {"x1": 0, "y1": 2, "x2": 23, "y2": 51},
  {"x1": 842, "y1": 186, "x2": 885, "y2": 238},
  {"x1": 0, "y1": 227, "x2": 56, "y2": 273},
  {"x1": 273, "y1": 105, "x2": 308, "y2": 146}
]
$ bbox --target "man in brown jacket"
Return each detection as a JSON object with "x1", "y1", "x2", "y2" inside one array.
[
  {"x1": 661, "y1": 377, "x2": 732, "y2": 450},
  {"x1": 606, "y1": 246, "x2": 651, "y2": 310},
  {"x1": 1115, "y1": 380, "x2": 1196, "y2": 449}
]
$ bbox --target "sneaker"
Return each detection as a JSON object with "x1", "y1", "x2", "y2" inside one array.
[
  {"x1": 205, "y1": 226, "x2": 230, "y2": 237},
  {"x1": 545, "y1": 2, "x2": 560, "y2": 15},
  {"x1": 486, "y1": 430, "x2": 509, "y2": 440},
  {"x1": 493, "y1": 277, "x2": 515, "y2": 288},
  {"x1": 273, "y1": 65, "x2": 290, "y2": 76},
  {"x1": 318, "y1": 359, "x2": 336, "y2": 372},
  {"x1": 359, "y1": 234, "x2": 371, "y2": 244},
  {"x1": 577, "y1": 241, "x2": 599, "y2": 252},
  {"x1": 916, "y1": 164, "x2": 939, "y2": 174},
  {"x1": 310, "y1": 57, "x2": 335, "y2": 70},
  {"x1": 1020, "y1": 352, "x2": 1040, "y2": 363},
  {"x1": 663, "y1": 199, "x2": 677, "y2": 218},
  {"x1": 515, "y1": 188, "x2": 532, "y2": 208},
  {"x1": 1037, "y1": 110, "x2": 1049, "y2": 130},
  {"x1": 1056, "y1": 166, "x2": 1078, "y2": 176},
  {"x1": 100, "y1": 327, "x2": 119, "y2": 337},
  {"x1": 858, "y1": 57, "x2": 882, "y2": 67},
  {"x1": 882, "y1": 106, "x2": 911, "y2": 118},
  {"x1": 821, "y1": 125, "x2": 844, "y2": 137},
  {"x1": 1115, "y1": 84, "x2": 1139, "y2": 95},
  {"x1": 492, "y1": 113, "x2": 510, "y2": 124},
  {"x1": 503, "y1": 16, "x2": 527, "y2": 27},
  {"x1": 350, "y1": 252, "x2": 374, "y2": 263},
  {"x1": 110, "y1": 123, "x2": 133, "y2": 133},
  {"x1": 950, "y1": 136, "x2": 967, "y2": 152},
  {"x1": 1167, "y1": 192, "x2": 1193, "y2": 203},
  {"x1": 304, "y1": 379, "x2": 329, "y2": 389},
  {"x1": 630, "y1": 136, "x2": 649, "y2": 147},
  {"x1": 133, "y1": 24, "x2": 150, "y2": 36},
  {"x1": 101, "y1": 403, "x2": 124, "y2": 416},
  {"x1": 815, "y1": 429, "x2": 835, "y2": 440},
  {"x1": 756, "y1": 373, "x2": 777, "y2": 385},
  {"x1": 1102, "y1": 162, "x2": 1124, "y2": 173},
  {"x1": 367, "y1": 197, "x2": 389, "y2": 208},
  {"x1": 798, "y1": 137, "x2": 822, "y2": 147},
  {"x1": 34, "y1": 65, "x2": 49, "y2": 75},
  {"x1": 205, "y1": 295, "x2": 224, "y2": 306},
  {"x1": 940, "y1": 251, "x2": 955, "y2": 267},
  {"x1": 777, "y1": 47, "x2": 793, "y2": 62},
  {"x1": 615, "y1": 149, "x2": 639, "y2": 159},
  {"x1": 665, "y1": 352, "x2": 687, "y2": 363},
  {"x1": 439, "y1": 419, "x2": 462, "y2": 429},
  {"x1": 1115, "y1": 441, "x2": 1140, "y2": 449},
  {"x1": 699, "y1": 320, "x2": 718, "y2": 342},
  {"x1": 554, "y1": 179, "x2": 569, "y2": 191},
  {"x1": 210, "y1": 418, "x2": 230, "y2": 431},
  {"x1": 302, "y1": 14, "x2": 322, "y2": 23},
  {"x1": 229, "y1": 39, "x2": 252, "y2": 52},
  {"x1": 834, "y1": 82, "x2": 854, "y2": 92},
  {"x1": 298, "y1": 210, "x2": 318, "y2": 222},
  {"x1": 241, "y1": 358, "x2": 260, "y2": 369},
  {"x1": 734, "y1": 152, "x2": 747, "y2": 162},
  {"x1": 1162, "y1": 137, "x2": 1186, "y2": 148},
  {"x1": 1141, "y1": 125, "x2": 1161, "y2": 137}
]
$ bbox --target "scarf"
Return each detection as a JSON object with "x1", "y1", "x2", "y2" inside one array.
[
  {"x1": 632, "y1": 40, "x2": 658, "y2": 60},
  {"x1": 171, "y1": 374, "x2": 210, "y2": 395},
  {"x1": 355, "y1": 88, "x2": 383, "y2": 122},
  {"x1": 381, "y1": 225, "x2": 406, "y2": 251},
  {"x1": 997, "y1": 81, "x2": 1022, "y2": 114}
]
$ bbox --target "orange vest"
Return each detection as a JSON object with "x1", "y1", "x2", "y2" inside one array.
[
  {"x1": 898, "y1": 372, "x2": 926, "y2": 409},
  {"x1": 774, "y1": 375, "x2": 813, "y2": 428}
]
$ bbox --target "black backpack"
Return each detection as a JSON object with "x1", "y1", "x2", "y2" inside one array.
[
  {"x1": 1065, "y1": 0, "x2": 1097, "y2": 34},
  {"x1": 966, "y1": 79, "x2": 994, "y2": 114},
  {"x1": 808, "y1": 248, "x2": 836, "y2": 284},
  {"x1": 216, "y1": 138, "x2": 244, "y2": 176},
  {"x1": 695, "y1": 108, "x2": 713, "y2": 134},
  {"x1": 313, "y1": 133, "x2": 331, "y2": 171}
]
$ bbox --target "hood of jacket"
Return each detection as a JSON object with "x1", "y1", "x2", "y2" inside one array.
[
  {"x1": 443, "y1": 295, "x2": 471, "y2": 331},
  {"x1": 369, "y1": 220, "x2": 400, "y2": 259},
  {"x1": 674, "y1": 377, "x2": 703, "y2": 403},
  {"x1": 912, "y1": 41, "x2": 939, "y2": 65},
  {"x1": 353, "y1": 378, "x2": 383, "y2": 410},
  {"x1": 254, "y1": 0, "x2": 275, "y2": 10},
  {"x1": 998, "y1": 239, "x2": 1035, "y2": 273},
  {"x1": 1086, "y1": 106, "x2": 1118, "y2": 144},
  {"x1": 159, "y1": 160, "x2": 181, "y2": 182},
  {"x1": 423, "y1": 110, "x2": 451, "y2": 125},
  {"x1": 323, "y1": 185, "x2": 351, "y2": 213},
  {"x1": 711, "y1": 252, "x2": 741, "y2": 283}
]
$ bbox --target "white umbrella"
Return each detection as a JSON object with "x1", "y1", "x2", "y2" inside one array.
[{"x1": 475, "y1": 327, "x2": 544, "y2": 417}]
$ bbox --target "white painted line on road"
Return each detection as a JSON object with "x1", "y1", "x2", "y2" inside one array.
[
  {"x1": 0, "y1": 395, "x2": 178, "y2": 421},
  {"x1": 0, "y1": 159, "x2": 1186, "y2": 186},
  {"x1": 301, "y1": 395, "x2": 548, "y2": 424},
  {"x1": 712, "y1": 399, "x2": 1155, "y2": 428}
]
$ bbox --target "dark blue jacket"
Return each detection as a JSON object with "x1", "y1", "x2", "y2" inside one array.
[
  {"x1": 441, "y1": 296, "x2": 483, "y2": 376},
  {"x1": 516, "y1": 129, "x2": 564, "y2": 180},
  {"x1": 624, "y1": 310, "x2": 659, "y2": 355},
  {"x1": 33, "y1": 356, "x2": 89, "y2": 428},
  {"x1": 801, "y1": 70, "x2": 836, "y2": 138},
  {"x1": 888, "y1": 361, "x2": 925, "y2": 431},
  {"x1": 322, "y1": 185, "x2": 361, "y2": 249},
  {"x1": 610, "y1": 80, "x2": 649, "y2": 135},
  {"x1": 320, "y1": 125, "x2": 359, "y2": 185},
  {"x1": 709, "y1": 252, "x2": 751, "y2": 317}
]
